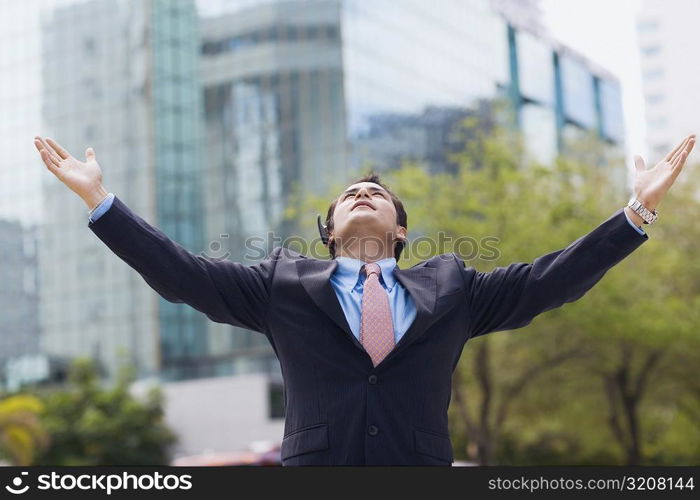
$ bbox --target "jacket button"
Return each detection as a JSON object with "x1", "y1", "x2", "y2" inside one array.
[
  {"x1": 368, "y1": 425, "x2": 379, "y2": 436},
  {"x1": 368, "y1": 374, "x2": 378, "y2": 384}
]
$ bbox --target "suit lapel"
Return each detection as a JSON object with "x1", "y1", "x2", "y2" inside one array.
[
  {"x1": 296, "y1": 257, "x2": 440, "y2": 367},
  {"x1": 296, "y1": 258, "x2": 367, "y2": 354},
  {"x1": 377, "y1": 265, "x2": 437, "y2": 367}
]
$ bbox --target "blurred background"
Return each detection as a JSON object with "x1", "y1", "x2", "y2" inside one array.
[{"x1": 0, "y1": 0, "x2": 698, "y2": 466}]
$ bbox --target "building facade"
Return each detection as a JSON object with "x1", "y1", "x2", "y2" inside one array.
[
  {"x1": 2, "y1": 0, "x2": 625, "y2": 388},
  {"x1": 637, "y1": 0, "x2": 700, "y2": 159},
  {"x1": 37, "y1": 0, "x2": 204, "y2": 381},
  {"x1": 0, "y1": 221, "x2": 40, "y2": 372}
]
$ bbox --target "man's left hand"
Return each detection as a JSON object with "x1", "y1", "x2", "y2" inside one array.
[{"x1": 625, "y1": 133, "x2": 695, "y2": 225}]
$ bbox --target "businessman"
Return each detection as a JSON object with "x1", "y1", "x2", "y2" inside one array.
[{"x1": 34, "y1": 133, "x2": 695, "y2": 466}]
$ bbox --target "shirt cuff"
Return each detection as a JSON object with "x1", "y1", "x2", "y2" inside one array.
[
  {"x1": 624, "y1": 208, "x2": 646, "y2": 236},
  {"x1": 88, "y1": 193, "x2": 115, "y2": 223}
]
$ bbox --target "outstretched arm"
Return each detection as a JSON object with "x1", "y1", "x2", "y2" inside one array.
[
  {"x1": 459, "y1": 208, "x2": 646, "y2": 338},
  {"x1": 34, "y1": 136, "x2": 279, "y2": 333},
  {"x1": 458, "y1": 134, "x2": 695, "y2": 338}
]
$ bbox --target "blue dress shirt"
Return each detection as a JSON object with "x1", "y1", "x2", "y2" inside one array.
[
  {"x1": 625, "y1": 211, "x2": 647, "y2": 236},
  {"x1": 87, "y1": 193, "x2": 646, "y2": 339},
  {"x1": 88, "y1": 193, "x2": 115, "y2": 223},
  {"x1": 329, "y1": 256, "x2": 418, "y2": 344}
]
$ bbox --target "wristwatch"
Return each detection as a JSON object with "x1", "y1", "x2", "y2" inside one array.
[{"x1": 627, "y1": 196, "x2": 658, "y2": 225}]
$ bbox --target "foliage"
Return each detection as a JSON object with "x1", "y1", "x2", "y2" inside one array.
[
  {"x1": 0, "y1": 393, "x2": 48, "y2": 465},
  {"x1": 35, "y1": 358, "x2": 177, "y2": 465}
]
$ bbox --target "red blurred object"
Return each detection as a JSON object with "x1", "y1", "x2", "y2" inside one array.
[{"x1": 171, "y1": 443, "x2": 281, "y2": 466}]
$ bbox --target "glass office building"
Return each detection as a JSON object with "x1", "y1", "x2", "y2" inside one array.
[
  {"x1": 35, "y1": 0, "x2": 204, "y2": 381},
  {"x1": 0, "y1": 0, "x2": 625, "y2": 385},
  {"x1": 0, "y1": 221, "x2": 40, "y2": 367}
]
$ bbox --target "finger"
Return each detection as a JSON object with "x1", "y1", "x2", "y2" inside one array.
[
  {"x1": 686, "y1": 135, "x2": 696, "y2": 153},
  {"x1": 634, "y1": 154, "x2": 646, "y2": 172},
  {"x1": 40, "y1": 149, "x2": 61, "y2": 175},
  {"x1": 664, "y1": 135, "x2": 691, "y2": 162},
  {"x1": 34, "y1": 139, "x2": 60, "y2": 167},
  {"x1": 669, "y1": 137, "x2": 689, "y2": 165},
  {"x1": 673, "y1": 137, "x2": 695, "y2": 168},
  {"x1": 672, "y1": 150, "x2": 689, "y2": 170},
  {"x1": 35, "y1": 136, "x2": 62, "y2": 165},
  {"x1": 85, "y1": 147, "x2": 96, "y2": 161},
  {"x1": 46, "y1": 137, "x2": 70, "y2": 159},
  {"x1": 669, "y1": 152, "x2": 688, "y2": 185},
  {"x1": 668, "y1": 136, "x2": 690, "y2": 165}
]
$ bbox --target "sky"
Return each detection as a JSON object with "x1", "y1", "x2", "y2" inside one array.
[{"x1": 540, "y1": 0, "x2": 647, "y2": 164}]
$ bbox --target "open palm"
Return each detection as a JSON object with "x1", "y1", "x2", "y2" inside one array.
[
  {"x1": 633, "y1": 134, "x2": 695, "y2": 211},
  {"x1": 34, "y1": 136, "x2": 106, "y2": 207}
]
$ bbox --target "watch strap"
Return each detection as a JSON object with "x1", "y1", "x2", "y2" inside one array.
[{"x1": 627, "y1": 197, "x2": 658, "y2": 225}]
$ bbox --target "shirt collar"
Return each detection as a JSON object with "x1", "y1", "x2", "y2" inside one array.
[{"x1": 333, "y1": 256, "x2": 398, "y2": 292}]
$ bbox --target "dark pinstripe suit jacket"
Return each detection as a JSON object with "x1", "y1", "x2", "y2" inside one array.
[{"x1": 88, "y1": 196, "x2": 648, "y2": 465}]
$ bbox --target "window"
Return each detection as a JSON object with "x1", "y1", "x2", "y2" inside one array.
[
  {"x1": 649, "y1": 117, "x2": 668, "y2": 129},
  {"x1": 637, "y1": 20, "x2": 659, "y2": 32},
  {"x1": 520, "y1": 103, "x2": 557, "y2": 165},
  {"x1": 516, "y1": 30, "x2": 554, "y2": 105},
  {"x1": 200, "y1": 25, "x2": 339, "y2": 55},
  {"x1": 84, "y1": 36, "x2": 96, "y2": 56},
  {"x1": 646, "y1": 93, "x2": 665, "y2": 105},
  {"x1": 268, "y1": 380, "x2": 285, "y2": 419},
  {"x1": 643, "y1": 69, "x2": 664, "y2": 82},
  {"x1": 641, "y1": 45, "x2": 661, "y2": 57},
  {"x1": 560, "y1": 55, "x2": 596, "y2": 128},
  {"x1": 599, "y1": 79, "x2": 624, "y2": 143}
]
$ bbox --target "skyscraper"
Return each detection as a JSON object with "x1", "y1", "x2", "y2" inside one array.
[
  {"x1": 637, "y1": 0, "x2": 700, "y2": 159},
  {"x1": 38, "y1": 0, "x2": 204, "y2": 381}
]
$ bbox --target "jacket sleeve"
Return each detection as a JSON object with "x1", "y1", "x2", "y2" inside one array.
[
  {"x1": 88, "y1": 195, "x2": 280, "y2": 333},
  {"x1": 457, "y1": 208, "x2": 649, "y2": 339}
]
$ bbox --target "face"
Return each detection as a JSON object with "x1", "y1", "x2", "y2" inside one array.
[{"x1": 330, "y1": 182, "x2": 407, "y2": 257}]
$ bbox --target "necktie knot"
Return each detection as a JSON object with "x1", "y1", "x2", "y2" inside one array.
[{"x1": 363, "y1": 262, "x2": 381, "y2": 279}]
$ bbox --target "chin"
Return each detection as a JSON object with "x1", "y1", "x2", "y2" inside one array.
[
  {"x1": 347, "y1": 213, "x2": 385, "y2": 229},
  {"x1": 349, "y1": 209, "x2": 378, "y2": 218}
]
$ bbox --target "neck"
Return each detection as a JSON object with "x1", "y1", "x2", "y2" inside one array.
[{"x1": 334, "y1": 236, "x2": 394, "y2": 263}]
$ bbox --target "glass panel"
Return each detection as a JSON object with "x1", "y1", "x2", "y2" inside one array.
[
  {"x1": 560, "y1": 55, "x2": 596, "y2": 128},
  {"x1": 517, "y1": 30, "x2": 554, "y2": 105}
]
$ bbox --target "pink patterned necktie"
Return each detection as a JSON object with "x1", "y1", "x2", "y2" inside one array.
[{"x1": 360, "y1": 262, "x2": 395, "y2": 367}]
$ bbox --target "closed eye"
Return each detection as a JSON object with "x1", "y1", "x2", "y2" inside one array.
[{"x1": 341, "y1": 188, "x2": 388, "y2": 200}]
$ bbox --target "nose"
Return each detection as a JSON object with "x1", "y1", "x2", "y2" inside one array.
[{"x1": 354, "y1": 187, "x2": 372, "y2": 199}]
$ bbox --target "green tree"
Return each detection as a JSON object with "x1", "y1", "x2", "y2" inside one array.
[{"x1": 36, "y1": 358, "x2": 177, "y2": 465}]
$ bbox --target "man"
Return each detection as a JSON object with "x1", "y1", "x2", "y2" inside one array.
[{"x1": 34, "y1": 134, "x2": 695, "y2": 465}]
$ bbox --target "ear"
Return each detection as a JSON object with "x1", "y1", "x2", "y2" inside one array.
[{"x1": 396, "y1": 226, "x2": 407, "y2": 244}]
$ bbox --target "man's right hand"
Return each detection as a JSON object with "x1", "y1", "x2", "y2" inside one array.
[{"x1": 34, "y1": 136, "x2": 109, "y2": 210}]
